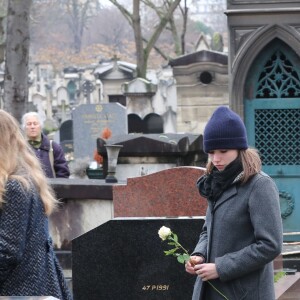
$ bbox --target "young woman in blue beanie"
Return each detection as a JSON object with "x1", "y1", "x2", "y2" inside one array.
[
  {"x1": 0, "y1": 110, "x2": 72, "y2": 299},
  {"x1": 185, "y1": 106, "x2": 283, "y2": 300}
]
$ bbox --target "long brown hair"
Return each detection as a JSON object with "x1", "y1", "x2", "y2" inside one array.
[
  {"x1": 205, "y1": 148, "x2": 262, "y2": 183},
  {"x1": 0, "y1": 110, "x2": 58, "y2": 215}
]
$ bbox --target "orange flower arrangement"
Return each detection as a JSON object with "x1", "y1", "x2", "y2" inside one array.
[
  {"x1": 93, "y1": 149, "x2": 103, "y2": 164},
  {"x1": 101, "y1": 127, "x2": 112, "y2": 139},
  {"x1": 93, "y1": 127, "x2": 112, "y2": 165}
]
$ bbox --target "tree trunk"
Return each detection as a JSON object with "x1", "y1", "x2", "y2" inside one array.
[
  {"x1": 180, "y1": 0, "x2": 188, "y2": 55},
  {"x1": 4, "y1": 0, "x2": 32, "y2": 122},
  {"x1": 0, "y1": 2, "x2": 7, "y2": 66},
  {"x1": 111, "y1": 0, "x2": 181, "y2": 79},
  {"x1": 67, "y1": 0, "x2": 92, "y2": 54},
  {"x1": 141, "y1": 0, "x2": 180, "y2": 78},
  {"x1": 132, "y1": 0, "x2": 145, "y2": 78}
]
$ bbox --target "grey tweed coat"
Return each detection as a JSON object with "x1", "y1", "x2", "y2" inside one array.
[
  {"x1": 192, "y1": 172, "x2": 283, "y2": 300},
  {"x1": 0, "y1": 179, "x2": 72, "y2": 300}
]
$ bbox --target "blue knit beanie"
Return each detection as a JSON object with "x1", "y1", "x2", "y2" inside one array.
[{"x1": 203, "y1": 106, "x2": 248, "y2": 153}]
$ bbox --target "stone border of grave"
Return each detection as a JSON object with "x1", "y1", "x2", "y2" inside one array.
[
  {"x1": 275, "y1": 272, "x2": 300, "y2": 299},
  {"x1": 48, "y1": 178, "x2": 114, "y2": 199}
]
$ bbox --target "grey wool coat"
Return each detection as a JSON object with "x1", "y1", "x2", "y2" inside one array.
[
  {"x1": 0, "y1": 179, "x2": 72, "y2": 300},
  {"x1": 192, "y1": 172, "x2": 283, "y2": 300}
]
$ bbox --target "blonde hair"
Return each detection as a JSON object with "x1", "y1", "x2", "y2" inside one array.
[
  {"x1": 0, "y1": 110, "x2": 58, "y2": 215},
  {"x1": 205, "y1": 148, "x2": 262, "y2": 184}
]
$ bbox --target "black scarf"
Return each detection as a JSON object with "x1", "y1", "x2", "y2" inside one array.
[{"x1": 198, "y1": 157, "x2": 243, "y2": 203}]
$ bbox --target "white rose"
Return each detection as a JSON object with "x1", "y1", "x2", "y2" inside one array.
[{"x1": 158, "y1": 226, "x2": 171, "y2": 241}]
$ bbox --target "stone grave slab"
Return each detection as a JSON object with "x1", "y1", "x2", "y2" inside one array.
[
  {"x1": 72, "y1": 103, "x2": 127, "y2": 159},
  {"x1": 113, "y1": 166, "x2": 207, "y2": 217},
  {"x1": 72, "y1": 217, "x2": 205, "y2": 300}
]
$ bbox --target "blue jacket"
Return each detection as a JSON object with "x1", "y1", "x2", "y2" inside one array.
[
  {"x1": 31, "y1": 133, "x2": 70, "y2": 178},
  {"x1": 0, "y1": 179, "x2": 72, "y2": 299},
  {"x1": 192, "y1": 172, "x2": 283, "y2": 300}
]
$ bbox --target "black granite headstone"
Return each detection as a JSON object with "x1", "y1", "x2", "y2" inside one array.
[
  {"x1": 60, "y1": 120, "x2": 73, "y2": 142},
  {"x1": 144, "y1": 113, "x2": 163, "y2": 133},
  {"x1": 128, "y1": 114, "x2": 145, "y2": 133},
  {"x1": 72, "y1": 217, "x2": 205, "y2": 300}
]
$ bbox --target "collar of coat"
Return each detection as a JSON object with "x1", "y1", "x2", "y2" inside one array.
[{"x1": 37, "y1": 133, "x2": 51, "y2": 151}]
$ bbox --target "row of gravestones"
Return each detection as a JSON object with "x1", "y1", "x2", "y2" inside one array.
[{"x1": 57, "y1": 103, "x2": 166, "y2": 161}]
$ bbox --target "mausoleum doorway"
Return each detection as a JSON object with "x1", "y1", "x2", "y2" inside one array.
[{"x1": 244, "y1": 39, "x2": 300, "y2": 240}]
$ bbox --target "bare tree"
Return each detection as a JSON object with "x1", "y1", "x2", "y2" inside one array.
[
  {"x1": 109, "y1": 0, "x2": 181, "y2": 78},
  {"x1": 31, "y1": 0, "x2": 99, "y2": 54},
  {"x1": 87, "y1": 7, "x2": 133, "y2": 51},
  {"x1": 142, "y1": 0, "x2": 188, "y2": 56},
  {"x1": 64, "y1": 0, "x2": 98, "y2": 53},
  {"x1": 30, "y1": 1, "x2": 71, "y2": 52},
  {"x1": 4, "y1": 0, "x2": 32, "y2": 122},
  {"x1": 172, "y1": 0, "x2": 189, "y2": 55}
]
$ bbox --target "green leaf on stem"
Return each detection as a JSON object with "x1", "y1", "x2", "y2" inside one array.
[
  {"x1": 167, "y1": 242, "x2": 176, "y2": 246},
  {"x1": 164, "y1": 248, "x2": 177, "y2": 255},
  {"x1": 176, "y1": 253, "x2": 189, "y2": 264},
  {"x1": 172, "y1": 233, "x2": 178, "y2": 243}
]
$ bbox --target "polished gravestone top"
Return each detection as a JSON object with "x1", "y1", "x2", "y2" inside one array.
[{"x1": 113, "y1": 166, "x2": 207, "y2": 217}]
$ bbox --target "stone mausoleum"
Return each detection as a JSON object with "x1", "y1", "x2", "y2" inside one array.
[{"x1": 226, "y1": 0, "x2": 300, "y2": 240}]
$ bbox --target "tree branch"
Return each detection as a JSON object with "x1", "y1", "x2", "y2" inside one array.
[
  {"x1": 144, "y1": 0, "x2": 181, "y2": 58},
  {"x1": 108, "y1": 0, "x2": 133, "y2": 26},
  {"x1": 142, "y1": 37, "x2": 169, "y2": 61}
]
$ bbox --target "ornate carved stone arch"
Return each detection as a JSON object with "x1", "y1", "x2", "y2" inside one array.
[{"x1": 230, "y1": 24, "x2": 300, "y2": 117}]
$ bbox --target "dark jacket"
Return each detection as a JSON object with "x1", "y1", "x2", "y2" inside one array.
[
  {"x1": 192, "y1": 172, "x2": 283, "y2": 300},
  {"x1": 31, "y1": 133, "x2": 70, "y2": 178},
  {"x1": 0, "y1": 179, "x2": 72, "y2": 299}
]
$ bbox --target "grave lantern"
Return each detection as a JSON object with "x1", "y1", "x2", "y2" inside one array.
[{"x1": 104, "y1": 144, "x2": 123, "y2": 183}]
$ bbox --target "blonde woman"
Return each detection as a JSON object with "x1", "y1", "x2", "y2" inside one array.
[
  {"x1": 0, "y1": 110, "x2": 72, "y2": 299},
  {"x1": 185, "y1": 106, "x2": 282, "y2": 300}
]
